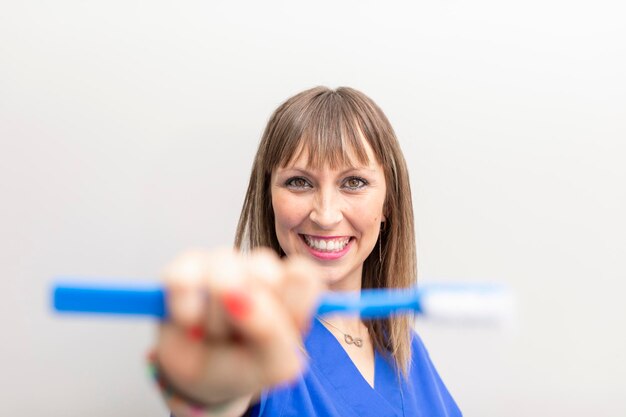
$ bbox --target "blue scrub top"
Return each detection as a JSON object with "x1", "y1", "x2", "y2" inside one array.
[{"x1": 249, "y1": 319, "x2": 462, "y2": 417}]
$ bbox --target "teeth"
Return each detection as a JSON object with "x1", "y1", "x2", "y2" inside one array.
[{"x1": 303, "y1": 235, "x2": 350, "y2": 252}]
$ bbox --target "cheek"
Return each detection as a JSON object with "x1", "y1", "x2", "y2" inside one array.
[
  {"x1": 351, "y1": 196, "x2": 385, "y2": 233},
  {"x1": 272, "y1": 192, "x2": 308, "y2": 231}
]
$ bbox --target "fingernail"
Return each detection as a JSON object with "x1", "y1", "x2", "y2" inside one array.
[
  {"x1": 221, "y1": 290, "x2": 252, "y2": 320},
  {"x1": 186, "y1": 325, "x2": 205, "y2": 341}
]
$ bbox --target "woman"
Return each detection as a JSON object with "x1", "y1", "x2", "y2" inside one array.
[{"x1": 150, "y1": 87, "x2": 462, "y2": 416}]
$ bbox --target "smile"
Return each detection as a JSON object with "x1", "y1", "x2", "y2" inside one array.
[
  {"x1": 302, "y1": 235, "x2": 352, "y2": 252},
  {"x1": 299, "y1": 234, "x2": 354, "y2": 261}
]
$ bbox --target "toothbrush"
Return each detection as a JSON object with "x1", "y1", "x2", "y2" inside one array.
[{"x1": 52, "y1": 280, "x2": 514, "y2": 322}]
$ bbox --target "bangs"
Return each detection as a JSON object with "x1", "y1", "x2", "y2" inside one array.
[{"x1": 275, "y1": 91, "x2": 374, "y2": 170}]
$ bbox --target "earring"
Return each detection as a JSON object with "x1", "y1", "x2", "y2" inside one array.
[{"x1": 378, "y1": 221, "x2": 386, "y2": 265}]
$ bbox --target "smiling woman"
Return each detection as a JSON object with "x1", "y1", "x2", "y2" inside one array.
[
  {"x1": 153, "y1": 87, "x2": 462, "y2": 417},
  {"x1": 271, "y1": 143, "x2": 387, "y2": 289}
]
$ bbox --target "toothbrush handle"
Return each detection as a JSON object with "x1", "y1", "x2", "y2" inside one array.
[
  {"x1": 317, "y1": 288, "x2": 422, "y2": 318},
  {"x1": 52, "y1": 283, "x2": 422, "y2": 319},
  {"x1": 53, "y1": 284, "x2": 168, "y2": 318}
]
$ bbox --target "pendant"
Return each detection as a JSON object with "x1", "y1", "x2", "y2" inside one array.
[{"x1": 344, "y1": 334, "x2": 364, "y2": 348}]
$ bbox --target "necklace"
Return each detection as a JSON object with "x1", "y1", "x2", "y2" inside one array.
[{"x1": 317, "y1": 317, "x2": 364, "y2": 348}]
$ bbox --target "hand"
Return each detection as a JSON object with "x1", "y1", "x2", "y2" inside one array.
[{"x1": 154, "y1": 247, "x2": 323, "y2": 411}]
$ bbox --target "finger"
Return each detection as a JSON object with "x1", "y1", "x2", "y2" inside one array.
[
  {"x1": 280, "y1": 256, "x2": 326, "y2": 332},
  {"x1": 163, "y1": 249, "x2": 213, "y2": 328},
  {"x1": 163, "y1": 248, "x2": 246, "y2": 339},
  {"x1": 244, "y1": 250, "x2": 323, "y2": 333},
  {"x1": 221, "y1": 287, "x2": 306, "y2": 388},
  {"x1": 243, "y1": 247, "x2": 285, "y2": 292},
  {"x1": 199, "y1": 249, "x2": 247, "y2": 340}
]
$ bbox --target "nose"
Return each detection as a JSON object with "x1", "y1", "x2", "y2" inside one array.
[{"x1": 309, "y1": 187, "x2": 343, "y2": 229}]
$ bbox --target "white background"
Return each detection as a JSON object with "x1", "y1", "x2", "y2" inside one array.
[{"x1": 1, "y1": 1, "x2": 625, "y2": 415}]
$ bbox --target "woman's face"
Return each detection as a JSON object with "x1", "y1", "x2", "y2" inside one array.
[{"x1": 271, "y1": 139, "x2": 387, "y2": 291}]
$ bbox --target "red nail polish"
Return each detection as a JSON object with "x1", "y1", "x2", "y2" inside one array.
[
  {"x1": 186, "y1": 325, "x2": 205, "y2": 341},
  {"x1": 222, "y1": 291, "x2": 252, "y2": 320}
]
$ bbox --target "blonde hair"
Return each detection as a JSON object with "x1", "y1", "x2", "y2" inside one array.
[{"x1": 235, "y1": 86, "x2": 416, "y2": 376}]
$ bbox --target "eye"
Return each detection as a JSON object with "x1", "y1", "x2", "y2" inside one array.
[
  {"x1": 285, "y1": 176, "x2": 312, "y2": 190},
  {"x1": 342, "y1": 176, "x2": 368, "y2": 190}
]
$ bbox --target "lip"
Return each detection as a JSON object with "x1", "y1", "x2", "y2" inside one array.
[{"x1": 299, "y1": 234, "x2": 354, "y2": 261}]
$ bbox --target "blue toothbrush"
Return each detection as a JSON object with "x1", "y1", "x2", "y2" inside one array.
[{"x1": 52, "y1": 279, "x2": 513, "y2": 322}]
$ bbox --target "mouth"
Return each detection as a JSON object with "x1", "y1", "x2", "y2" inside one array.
[{"x1": 300, "y1": 234, "x2": 353, "y2": 253}]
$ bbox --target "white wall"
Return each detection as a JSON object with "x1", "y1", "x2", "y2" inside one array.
[{"x1": 1, "y1": 1, "x2": 624, "y2": 415}]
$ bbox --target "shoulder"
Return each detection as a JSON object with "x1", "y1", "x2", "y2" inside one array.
[{"x1": 410, "y1": 330, "x2": 427, "y2": 352}]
